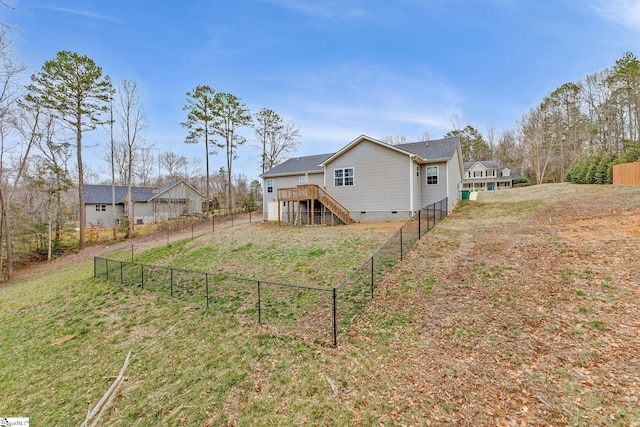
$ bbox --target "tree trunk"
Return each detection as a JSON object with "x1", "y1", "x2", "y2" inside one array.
[
  {"x1": 48, "y1": 196, "x2": 53, "y2": 261},
  {"x1": 77, "y1": 114, "x2": 85, "y2": 250}
]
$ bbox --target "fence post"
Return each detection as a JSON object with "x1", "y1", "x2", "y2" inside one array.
[
  {"x1": 333, "y1": 287, "x2": 337, "y2": 348},
  {"x1": 212, "y1": 215, "x2": 215, "y2": 232},
  {"x1": 257, "y1": 281, "x2": 261, "y2": 324},
  {"x1": 170, "y1": 268, "x2": 174, "y2": 297},
  {"x1": 94, "y1": 257, "x2": 97, "y2": 278},
  {"x1": 141, "y1": 264, "x2": 144, "y2": 290},
  {"x1": 249, "y1": 211, "x2": 252, "y2": 223},
  {"x1": 106, "y1": 259, "x2": 109, "y2": 280},
  {"x1": 205, "y1": 273, "x2": 209, "y2": 309},
  {"x1": 400, "y1": 228, "x2": 403, "y2": 261},
  {"x1": 431, "y1": 204, "x2": 435, "y2": 229},
  {"x1": 418, "y1": 209, "x2": 421, "y2": 239},
  {"x1": 131, "y1": 244, "x2": 134, "y2": 262},
  {"x1": 371, "y1": 257, "x2": 374, "y2": 298},
  {"x1": 120, "y1": 261, "x2": 123, "y2": 284},
  {"x1": 231, "y1": 212, "x2": 234, "y2": 226}
]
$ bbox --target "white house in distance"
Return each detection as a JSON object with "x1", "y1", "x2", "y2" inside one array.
[
  {"x1": 260, "y1": 135, "x2": 464, "y2": 224},
  {"x1": 84, "y1": 180, "x2": 205, "y2": 228},
  {"x1": 462, "y1": 160, "x2": 517, "y2": 191}
]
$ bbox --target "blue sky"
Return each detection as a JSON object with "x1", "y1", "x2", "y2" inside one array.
[{"x1": 4, "y1": 0, "x2": 640, "y2": 181}]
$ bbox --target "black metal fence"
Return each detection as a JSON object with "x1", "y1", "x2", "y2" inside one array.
[{"x1": 94, "y1": 198, "x2": 448, "y2": 346}]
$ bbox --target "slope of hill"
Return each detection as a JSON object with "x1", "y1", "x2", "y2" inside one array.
[{"x1": 0, "y1": 183, "x2": 638, "y2": 425}]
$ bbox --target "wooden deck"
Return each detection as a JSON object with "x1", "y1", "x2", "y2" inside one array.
[{"x1": 277, "y1": 184, "x2": 351, "y2": 225}]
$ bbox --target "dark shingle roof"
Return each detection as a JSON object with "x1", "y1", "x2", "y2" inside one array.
[
  {"x1": 395, "y1": 137, "x2": 460, "y2": 161},
  {"x1": 261, "y1": 153, "x2": 334, "y2": 177},
  {"x1": 84, "y1": 184, "x2": 157, "y2": 204},
  {"x1": 463, "y1": 160, "x2": 499, "y2": 169}
]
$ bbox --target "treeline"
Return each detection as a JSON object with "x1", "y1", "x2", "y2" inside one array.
[
  {"x1": 0, "y1": 28, "x2": 300, "y2": 280},
  {"x1": 491, "y1": 51, "x2": 640, "y2": 184},
  {"x1": 389, "y1": 52, "x2": 640, "y2": 186}
]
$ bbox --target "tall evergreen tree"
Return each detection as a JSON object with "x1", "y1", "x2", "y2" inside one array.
[
  {"x1": 182, "y1": 85, "x2": 218, "y2": 215},
  {"x1": 212, "y1": 92, "x2": 252, "y2": 214},
  {"x1": 25, "y1": 51, "x2": 113, "y2": 250}
]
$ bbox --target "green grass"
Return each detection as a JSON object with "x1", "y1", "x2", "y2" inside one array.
[
  {"x1": 3, "y1": 184, "x2": 638, "y2": 426},
  {"x1": 0, "y1": 259, "x2": 355, "y2": 425}
]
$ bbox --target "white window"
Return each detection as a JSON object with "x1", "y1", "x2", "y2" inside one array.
[
  {"x1": 334, "y1": 167, "x2": 354, "y2": 186},
  {"x1": 473, "y1": 170, "x2": 483, "y2": 178},
  {"x1": 426, "y1": 166, "x2": 438, "y2": 185},
  {"x1": 266, "y1": 179, "x2": 273, "y2": 193},
  {"x1": 96, "y1": 204, "x2": 106, "y2": 211}
]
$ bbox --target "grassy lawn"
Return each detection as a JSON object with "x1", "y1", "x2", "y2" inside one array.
[
  {"x1": 109, "y1": 221, "x2": 399, "y2": 288},
  {"x1": 1, "y1": 184, "x2": 639, "y2": 425}
]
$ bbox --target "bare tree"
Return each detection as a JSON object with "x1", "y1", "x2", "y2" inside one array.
[
  {"x1": 418, "y1": 129, "x2": 432, "y2": 141},
  {"x1": 254, "y1": 108, "x2": 301, "y2": 172},
  {"x1": 519, "y1": 105, "x2": 555, "y2": 184},
  {"x1": 29, "y1": 115, "x2": 73, "y2": 260},
  {"x1": 159, "y1": 151, "x2": 188, "y2": 181},
  {"x1": 380, "y1": 135, "x2": 408, "y2": 145},
  {"x1": 0, "y1": 30, "x2": 27, "y2": 279},
  {"x1": 135, "y1": 147, "x2": 156, "y2": 187},
  {"x1": 114, "y1": 79, "x2": 146, "y2": 236},
  {"x1": 485, "y1": 125, "x2": 497, "y2": 159}
]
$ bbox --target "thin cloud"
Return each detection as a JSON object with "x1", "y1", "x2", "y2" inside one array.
[
  {"x1": 587, "y1": 0, "x2": 640, "y2": 31},
  {"x1": 260, "y1": 0, "x2": 368, "y2": 21},
  {"x1": 42, "y1": 6, "x2": 125, "y2": 24},
  {"x1": 268, "y1": 61, "x2": 461, "y2": 149}
]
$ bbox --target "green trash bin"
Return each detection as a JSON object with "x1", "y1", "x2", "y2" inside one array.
[{"x1": 461, "y1": 190, "x2": 470, "y2": 200}]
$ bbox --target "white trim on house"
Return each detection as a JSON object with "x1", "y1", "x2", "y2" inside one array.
[{"x1": 261, "y1": 135, "x2": 463, "y2": 221}]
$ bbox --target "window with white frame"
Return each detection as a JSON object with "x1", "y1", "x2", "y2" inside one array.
[
  {"x1": 334, "y1": 167, "x2": 354, "y2": 186},
  {"x1": 473, "y1": 170, "x2": 483, "y2": 177},
  {"x1": 96, "y1": 204, "x2": 106, "y2": 211},
  {"x1": 426, "y1": 166, "x2": 438, "y2": 185},
  {"x1": 266, "y1": 179, "x2": 273, "y2": 193}
]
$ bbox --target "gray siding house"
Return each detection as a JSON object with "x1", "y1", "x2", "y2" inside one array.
[
  {"x1": 463, "y1": 160, "x2": 517, "y2": 191},
  {"x1": 261, "y1": 135, "x2": 463, "y2": 223},
  {"x1": 84, "y1": 181, "x2": 205, "y2": 228}
]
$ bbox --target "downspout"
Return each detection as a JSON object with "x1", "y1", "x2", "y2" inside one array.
[{"x1": 409, "y1": 156, "x2": 415, "y2": 218}]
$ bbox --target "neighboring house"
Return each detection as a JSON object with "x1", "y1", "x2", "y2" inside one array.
[
  {"x1": 84, "y1": 181, "x2": 205, "y2": 228},
  {"x1": 462, "y1": 160, "x2": 517, "y2": 191},
  {"x1": 261, "y1": 135, "x2": 463, "y2": 223}
]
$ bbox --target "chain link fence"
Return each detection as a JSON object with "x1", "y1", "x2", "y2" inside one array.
[{"x1": 95, "y1": 198, "x2": 448, "y2": 346}]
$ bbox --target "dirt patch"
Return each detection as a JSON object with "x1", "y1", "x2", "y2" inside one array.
[{"x1": 330, "y1": 184, "x2": 640, "y2": 425}]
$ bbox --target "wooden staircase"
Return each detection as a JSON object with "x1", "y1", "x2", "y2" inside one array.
[{"x1": 277, "y1": 184, "x2": 352, "y2": 225}]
